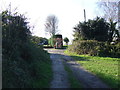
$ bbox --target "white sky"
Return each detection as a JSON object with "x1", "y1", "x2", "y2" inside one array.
[{"x1": 1, "y1": 0, "x2": 101, "y2": 44}]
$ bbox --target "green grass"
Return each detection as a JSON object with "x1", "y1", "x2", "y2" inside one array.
[
  {"x1": 30, "y1": 44, "x2": 53, "y2": 88},
  {"x1": 63, "y1": 62, "x2": 82, "y2": 88},
  {"x1": 33, "y1": 60, "x2": 53, "y2": 88},
  {"x1": 65, "y1": 50, "x2": 120, "y2": 88}
]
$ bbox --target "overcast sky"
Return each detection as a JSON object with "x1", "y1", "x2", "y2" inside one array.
[{"x1": 1, "y1": 0, "x2": 102, "y2": 43}]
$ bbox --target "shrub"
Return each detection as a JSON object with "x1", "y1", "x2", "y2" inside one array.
[
  {"x1": 98, "y1": 43, "x2": 120, "y2": 58},
  {"x1": 2, "y1": 10, "x2": 52, "y2": 88},
  {"x1": 3, "y1": 41, "x2": 52, "y2": 88},
  {"x1": 68, "y1": 40, "x2": 103, "y2": 56},
  {"x1": 73, "y1": 17, "x2": 109, "y2": 42},
  {"x1": 68, "y1": 40, "x2": 120, "y2": 58}
]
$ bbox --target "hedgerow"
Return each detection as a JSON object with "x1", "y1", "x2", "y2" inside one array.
[
  {"x1": 2, "y1": 10, "x2": 52, "y2": 88},
  {"x1": 68, "y1": 40, "x2": 120, "y2": 58}
]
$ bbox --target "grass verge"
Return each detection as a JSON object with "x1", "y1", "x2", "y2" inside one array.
[
  {"x1": 63, "y1": 62, "x2": 82, "y2": 88},
  {"x1": 65, "y1": 50, "x2": 120, "y2": 88},
  {"x1": 33, "y1": 59, "x2": 52, "y2": 88}
]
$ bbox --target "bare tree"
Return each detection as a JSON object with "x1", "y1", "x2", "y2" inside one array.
[
  {"x1": 97, "y1": 0, "x2": 120, "y2": 42},
  {"x1": 44, "y1": 15, "x2": 58, "y2": 36},
  {"x1": 97, "y1": 0, "x2": 119, "y2": 22}
]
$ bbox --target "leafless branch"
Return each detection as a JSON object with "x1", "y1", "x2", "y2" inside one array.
[{"x1": 44, "y1": 15, "x2": 59, "y2": 36}]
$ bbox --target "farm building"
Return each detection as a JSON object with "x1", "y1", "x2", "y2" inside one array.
[
  {"x1": 49, "y1": 34, "x2": 63, "y2": 48},
  {"x1": 54, "y1": 34, "x2": 63, "y2": 49}
]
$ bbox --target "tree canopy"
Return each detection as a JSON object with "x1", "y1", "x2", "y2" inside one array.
[
  {"x1": 64, "y1": 37, "x2": 69, "y2": 45},
  {"x1": 73, "y1": 17, "x2": 109, "y2": 42}
]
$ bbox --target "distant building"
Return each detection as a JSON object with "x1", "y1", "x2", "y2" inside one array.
[{"x1": 54, "y1": 34, "x2": 63, "y2": 49}]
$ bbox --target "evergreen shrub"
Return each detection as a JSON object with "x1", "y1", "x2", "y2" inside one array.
[{"x1": 68, "y1": 40, "x2": 120, "y2": 58}]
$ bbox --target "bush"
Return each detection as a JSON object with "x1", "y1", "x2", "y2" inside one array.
[
  {"x1": 2, "y1": 10, "x2": 52, "y2": 88},
  {"x1": 98, "y1": 43, "x2": 120, "y2": 58},
  {"x1": 3, "y1": 41, "x2": 52, "y2": 88},
  {"x1": 68, "y1": 40, "x2": 120, "y2": 58},
  {"x1": 68, "y1": 40, "x2": 103, "y2": 56},
  {"x1": 73, "y1": 17, "x2": 109, "y2": 42}
]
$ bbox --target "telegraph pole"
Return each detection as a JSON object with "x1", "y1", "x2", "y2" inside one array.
[
  {"x1": 84, "y1": 9, "x2": 86, "y2": 22},
  {"x1": 118, "y1": 1, "x2": 120, "y2": 30},
  {"x1": 9, "y1": 2, "x2": 11, "y2": 15},
  {"x1": 8, "y1": 2, "x2": 11, "y2": 39}
]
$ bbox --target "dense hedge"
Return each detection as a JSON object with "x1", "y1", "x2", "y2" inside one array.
[
  {"x1": 2, "y1": 10, "x2": 52, "y2": 88},
  {"x1": 98, "y1": 43, "x2": 120, "y2": 58},
  {"x1": 68, "y1": 40, "x2": 120, "y2": 58},
  {"x1": 3, "y1": 41, "x2": 52, "y2": 88}
]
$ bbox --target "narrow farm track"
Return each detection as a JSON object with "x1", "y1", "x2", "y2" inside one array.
[
  {"x1": 50, "y1": 54, "x2": 70, "y2": 88},
  {"x1": 44, "y1": 48, "x2": 109, "y2": 88},
  {"x1": 45, "y1": 48, "x2": 70, "y2": 88}
]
